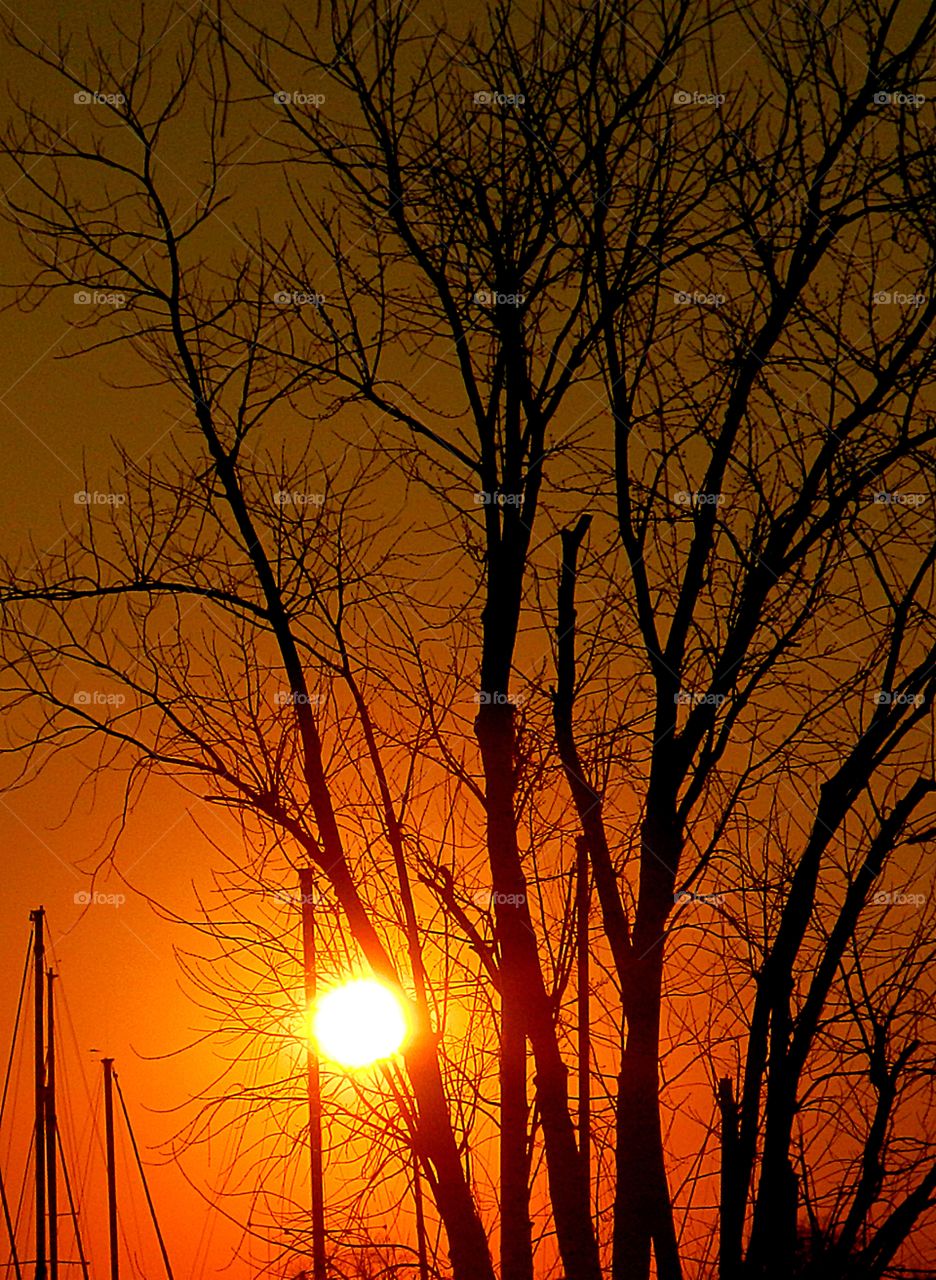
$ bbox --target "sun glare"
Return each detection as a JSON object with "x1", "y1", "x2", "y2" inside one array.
[{"x1": 310, "y1": 978, "x2": 409, "y2": 1068}]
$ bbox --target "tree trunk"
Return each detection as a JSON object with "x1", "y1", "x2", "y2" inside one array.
[
  {"x1": 476, "y1": 699, "x2": 601, "y2": 1280},
  {"x1": 613, "y1": 808, "x2": 682, "y2": 1280}
]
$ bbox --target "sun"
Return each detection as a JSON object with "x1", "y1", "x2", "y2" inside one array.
[{"x1": 310, "y1": 978, "x2": 409, "y2": 1068}]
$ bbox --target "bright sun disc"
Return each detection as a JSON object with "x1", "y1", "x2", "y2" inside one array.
[{"x1": 311, "y1": 978, "x2": 408, "y2": 1068}]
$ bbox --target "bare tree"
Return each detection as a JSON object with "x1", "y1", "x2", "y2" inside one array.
[{"x1": 3, "y1": 2, "x2": 936, "y2": 1280}]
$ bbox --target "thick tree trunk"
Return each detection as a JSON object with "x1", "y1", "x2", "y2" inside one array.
[
  {"x1": 718, "y1": 1078, "x2": 743, "y2": 1280},
  {"x1": 476, "y1": 699, "x2": 601, "y2": 1280},
  {"x1": 404, "y1": 1036, "x2": 499, "y2": 1280},
  {"x1": 613, "y1": 808, "x2": 682, "y2": 1280},
  {"x1": 476, "y1": 693, "x2": 535, "y2": 1280}
]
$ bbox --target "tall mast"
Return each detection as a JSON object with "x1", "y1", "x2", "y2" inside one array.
[
  {"x1": 45, "y1": 971, "x2": 58, "y2": 1280},
  {"x1": 102, "y1": 1059, "x2": 119, "y2": 1280},
  {"x1": 576, "y1": 838, "x2": 591, "y2": 1189},
  {"x1": 298, "y1": 868, "x2": 327, "y2": 1280},
  {"x1": 30, "y1": 909, "x2": 47, "y2": 1280}
]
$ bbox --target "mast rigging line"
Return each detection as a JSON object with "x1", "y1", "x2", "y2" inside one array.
[
  {"x1": 0, "y1": 1164, "x2": 21, "y2": 1280},
  {"x1": 113, "y1": 1074, "x2": 175, "y2": 1280},
  {"x1": 0, "y1": 940, "x2": 31, "y2": 1128},
  {"x1": 56, "y1": 1132, "x2": 89, "y2": 1280}
]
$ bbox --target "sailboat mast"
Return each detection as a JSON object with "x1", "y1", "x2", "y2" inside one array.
[
  {"x1": 102, "y1": 1059, "x2": 119, "y2": 1280},
  {"x1": 298, "y1": 868, "x2": 327, "y2": 1280},
  {"x1": 45, "y1": 971, "x2": 58, "y2": 1280},
  {"x1": 30, "y1": 909, "x2": 47, "y2": 1280}
]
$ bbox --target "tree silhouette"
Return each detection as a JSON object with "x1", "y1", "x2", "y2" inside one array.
[{"x1": 2, "y1": 2, "x2": 936, "y2": 1279}]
